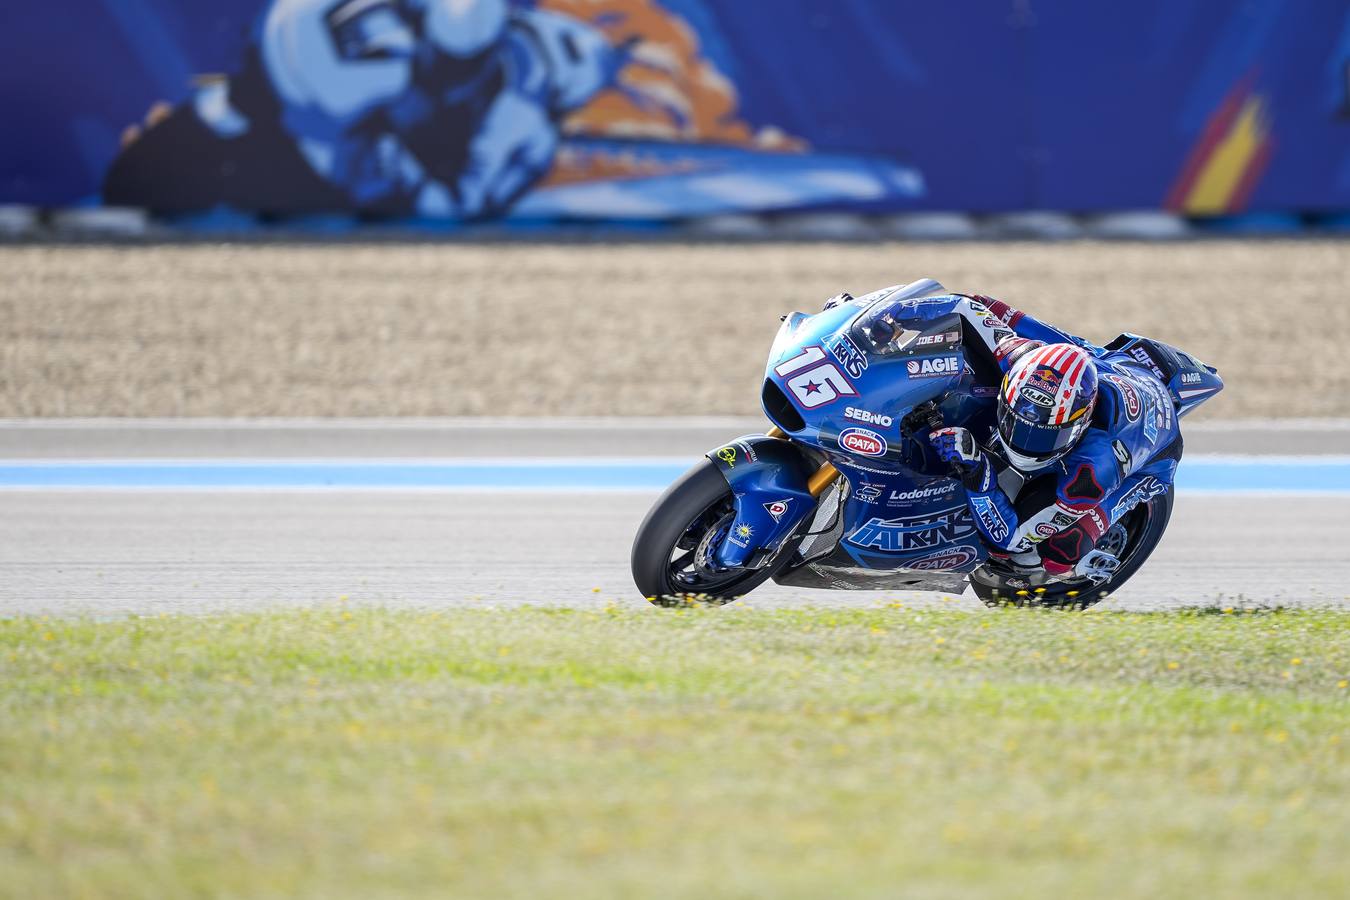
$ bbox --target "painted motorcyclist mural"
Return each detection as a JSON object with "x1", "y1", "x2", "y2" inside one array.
[
  {"x1": 103, "y1": 0, "x2": 921, "y2": 217},
  {"x1": 7, "y1": 1, "x2": 1350, "y2": 214},
  {"x1": 107, "y1": 0, "x2": 620, "y2": 215}
]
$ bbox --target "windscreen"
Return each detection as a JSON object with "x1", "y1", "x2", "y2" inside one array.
[
  {"x1": 846, "y1": 296, "x2": 961, "y2": 358},
  {"x1": 848, "y1": 298, "x2": 921, "y2": 357}
]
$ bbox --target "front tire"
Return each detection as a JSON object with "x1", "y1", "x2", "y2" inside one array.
[
  {"x1": 631, "y1": 460, "x2": 804, "y2": 606},
  {"x1": 970, "y1": 488, "x2": 1173, "y2": 609}
]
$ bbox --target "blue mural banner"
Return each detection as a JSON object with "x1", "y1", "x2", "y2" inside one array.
[{"x1": 2, "y1": 0, "x2": 1349, "y2": 218}]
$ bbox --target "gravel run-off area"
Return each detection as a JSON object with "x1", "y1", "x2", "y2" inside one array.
[{"x1": 3, "y1": 240, "x2": 1347, "y2": 418}]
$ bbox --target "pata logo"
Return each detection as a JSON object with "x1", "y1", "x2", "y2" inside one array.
[{"x1": 839, "y1": 428, "x2": 887, "y2": 457}]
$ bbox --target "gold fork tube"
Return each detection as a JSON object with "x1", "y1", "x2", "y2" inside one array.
[
  {"x1": 765, "y1": 424, "x2": 837, "y2": 496},
  {"x1": 807, "y1": 463, "x2": 840, "y2": 496}
]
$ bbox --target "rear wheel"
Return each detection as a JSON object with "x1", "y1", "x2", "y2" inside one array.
[
  {"x1": 631, "y1": 460, "x2": 805, "y2": 606},
  {"x1": 969, "y1": 489, "x2": 1173, "y2": 609}
]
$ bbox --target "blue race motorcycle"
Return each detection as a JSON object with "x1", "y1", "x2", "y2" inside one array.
[{"x1": 631, "y1": 279, "x2": 1224, "y2": 609}]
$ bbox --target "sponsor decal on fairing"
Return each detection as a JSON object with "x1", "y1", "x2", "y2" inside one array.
[
  {"x1": 905, "y1": 356, "x2": 961, "y2": 378},
  {"x1": 903, "y1": 546, "x2": 979, "y2": 571},
  {"x1": 844, "y1": 406, "x2": 892, "y2": 427},
  {"x1": 846, "y1": 505, "x2": 977, "y2": 553},
  {"x1": 715, "y1": 440, "x2": 758, "y2": 467},
  {"x1": 887, "y1": 482, "x2": 958, "y2": 505},
  {"x1": 763, "y1": 499, "x2": 791, "y2": 522},
  {"x1": 827, "y1": 334, "x2": 869, "y2": 379},
  {"x1": 728, "y1": 522, "x2": 754, "y2": 548},
  {"x1": 914, "y1": 331, "x2": 959, "y2": 347},
  {"x1": 838, "y1": 427, "x2": 887, "y2": 457},
  {"x1": 853, "y1": 483, "x2": 884, "y2": 503},
  {"x1": 1129, "y1": 345, "x2": 1167, "y2": 380}
]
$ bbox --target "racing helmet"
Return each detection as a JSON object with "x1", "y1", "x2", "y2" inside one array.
[{"x1": 997, "y1": 343, "x2": 1098, "y2": 471}]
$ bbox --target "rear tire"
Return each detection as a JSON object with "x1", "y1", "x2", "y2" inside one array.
[
  {"x1": 631, "y1": 460, "x2": 804, "y2": 606},
  {"x1": 970, "y1": 488, "x2": 1173, "y2": 609}
]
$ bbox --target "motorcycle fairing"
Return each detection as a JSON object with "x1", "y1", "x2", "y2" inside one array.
[
  {"x1": 774, "y1": 557, "x2": 970, "y2": 593},
  {"x1": 773, "y1": 458, "x2": 990, "y2": 592},
  {"x1": 756, "y1": 284, "x2": 1005, "y2": 591},
  {"x1": 762, "y1": 305, "x2": 970, "y2": 461},
  {"x1": 705, "y1": 434, "x2": 817, "y2": 569},
  {"x1": 1103, "y1": 333, "x2": 1224, "y2": 418}
]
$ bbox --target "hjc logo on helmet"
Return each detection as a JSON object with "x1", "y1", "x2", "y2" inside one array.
[{"x1": 1023, "y1": 386, "x2": 1055, "y2": 407}]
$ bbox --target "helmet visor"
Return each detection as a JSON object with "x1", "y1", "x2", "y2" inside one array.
[{"x1": 997, "y1": 404, "x2": 1081, "y2": 463}]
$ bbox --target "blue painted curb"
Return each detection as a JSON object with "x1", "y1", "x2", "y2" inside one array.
[{"x1": 0, "y1": 457, "x2": 1347, "y2": 492}]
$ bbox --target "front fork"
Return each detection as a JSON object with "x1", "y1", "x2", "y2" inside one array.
[
  {"x1": 766, "y1": 426, "x2": 840, "y2": 497},
  {"x1": 704, "y1": 427, "x2": 840, "y2": 570}
]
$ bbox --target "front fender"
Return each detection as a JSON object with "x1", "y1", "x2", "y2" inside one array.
[{"x1": 706, "y1": 435, "x2": 819, "y2": 568}]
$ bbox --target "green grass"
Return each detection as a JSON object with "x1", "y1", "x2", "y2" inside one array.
[{"x1": 2, "y1": 604, "x2": 1347, "y2": 899}]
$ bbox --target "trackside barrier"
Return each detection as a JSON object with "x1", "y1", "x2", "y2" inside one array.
[
  {"x1": 4, "y1": 0, "x2": 1350, "y2": 224},
  {"x1": 19, "y1": 207, "x2": 1350, "y2": 241}
]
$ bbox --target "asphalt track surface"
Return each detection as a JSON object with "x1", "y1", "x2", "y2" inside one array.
[{"x1": 3, "y1": 419, "x2": 1349, "y2": 617}]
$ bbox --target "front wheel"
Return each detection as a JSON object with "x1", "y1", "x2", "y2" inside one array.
[
  {"x1": 631, "y1": 460, "x2": 805, "y2": 606},
  {"x1": 969, "y1": 488, "x2": 1173, "y2": 610}
]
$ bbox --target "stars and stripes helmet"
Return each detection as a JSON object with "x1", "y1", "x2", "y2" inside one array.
[{"x1": 997, "y1": 343, "x2": 1098, "y2": 471}]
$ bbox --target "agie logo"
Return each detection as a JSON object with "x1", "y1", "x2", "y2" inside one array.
[
  {"x1": 906, "y1": 356, "x2": 961, "y2": 378},
  {"x1": 838, "y1": 427, "x2": 887, "y2": 457}
]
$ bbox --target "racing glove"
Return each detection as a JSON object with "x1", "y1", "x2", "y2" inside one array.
[{"x1": 928, "y1": 427, "x2": 991, "y2": 489}]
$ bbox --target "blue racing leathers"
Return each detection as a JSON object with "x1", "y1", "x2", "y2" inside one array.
[{"x1": 932, "y1": 295, "x2": 1182, "y2": 576}]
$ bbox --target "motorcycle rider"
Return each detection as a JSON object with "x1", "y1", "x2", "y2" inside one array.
[{"x1": 907, "y1": 294, "x2": 1183, "y2": 585}]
